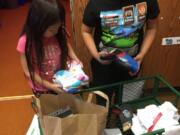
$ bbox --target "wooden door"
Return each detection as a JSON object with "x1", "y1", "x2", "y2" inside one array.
[{"x1": 140, "y1": 0, "x2": 180, "y2": 86}]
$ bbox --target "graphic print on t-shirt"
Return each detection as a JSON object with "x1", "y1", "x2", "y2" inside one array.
[
  {"x1": 100, "y1": 2, "x2": 147, "y2": 55},
  {"x1": 41, "y1": 38, "x2": 61, "y2": 81}
]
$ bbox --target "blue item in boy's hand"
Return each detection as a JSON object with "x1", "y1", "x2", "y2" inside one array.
[
  {"x1": 100, "y1": 49, "x2": 139, "y2": 73},
  {"x1": 115, "y1": 52, "x2": 139, "y2": 73}
]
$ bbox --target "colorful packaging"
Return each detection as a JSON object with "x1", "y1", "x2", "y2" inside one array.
[
  {"x1": 53, "y1": 70, "x2": 81, "y2": 93},
  {"x1": 115, "y1": 52, "x2": 139, "y2": 73},
  {"x1": 53, "y1": 61, "x2": 89, "y2": 93},
  {"x1": 100, "y1": 51, "x2": 139, "y2": 73}
]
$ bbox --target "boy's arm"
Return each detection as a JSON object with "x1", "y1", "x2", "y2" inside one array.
[
  {"x1": 20, "y1": 53, "x2": 64, "y2": 93},
  {"x1": 134, "y1": 18, "x2": 159, "y2": 65},
  {"x1": 81, "y1": 23, "x2": 111, "y2": 65}
]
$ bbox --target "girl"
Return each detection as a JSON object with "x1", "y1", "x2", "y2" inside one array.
[{"x1": 17, "y1": 0, "x2": 81, "y2": 97}]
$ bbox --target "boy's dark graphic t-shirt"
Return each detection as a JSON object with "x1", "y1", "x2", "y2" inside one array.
[{"x1": 83, "y1": 0, "x2": 160, "y2": 56}]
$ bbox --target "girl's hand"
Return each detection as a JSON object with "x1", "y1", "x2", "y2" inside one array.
[
  {"x1": 96, "y1": 51, "x2": 112, "y2": 65},
  {"x1": 73, "y1": 57, "x2": 83, "y2": 67},
  {"x1": 68, "y1": 57, "x2": 83, "y2": 68},
  {"x1": 50, "y1": 83, "x2": 65, "y2": 93},
  {"x1": 67, "y1": 42, "x2": 83, "y2": 67}
]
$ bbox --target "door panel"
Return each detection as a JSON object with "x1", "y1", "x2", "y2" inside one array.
[{"x1": 140, "y1": 0, "x2": 180, "y2": 86}]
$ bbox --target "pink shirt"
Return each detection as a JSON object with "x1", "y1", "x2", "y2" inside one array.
[{"x1": 17, "y1": 35, "x2": 61, "y2": 92}]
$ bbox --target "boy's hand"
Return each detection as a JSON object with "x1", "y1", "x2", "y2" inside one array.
[
  {"x1": 134, "y1": 53, "x2": 144, "y2": 66},
  {"x1": 129, "y1": 68, "x2": 140, "y2": 77},
  {"x1": 129, "y1": 53, "x2": 144, "y2": 76},
  {"x1": 96, "y1": 51, "x2": 112, "y2": 65}
]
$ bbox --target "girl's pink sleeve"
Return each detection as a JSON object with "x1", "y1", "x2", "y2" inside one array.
[{"x1": 16, "y1": 35, "x2": 26, "y2": 53}]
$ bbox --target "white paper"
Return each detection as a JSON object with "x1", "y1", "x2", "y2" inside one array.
[
  {"x1": 162, "y1": 37, "x2": 180, "y2": 45},
  {"x1": 26, "y1": 115, "x2": 41, "y2": 135}
]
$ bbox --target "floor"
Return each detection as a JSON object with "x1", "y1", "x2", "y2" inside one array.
[{"x1": 0, "y1": 1, "x2": 72, "y2": 134}]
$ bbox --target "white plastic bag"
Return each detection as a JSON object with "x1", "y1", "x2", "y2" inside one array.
[{"x1": 26, "y1": 114, "x2": 41, "y2": 135}]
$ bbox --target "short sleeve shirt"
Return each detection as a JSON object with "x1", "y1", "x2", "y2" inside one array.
[
  {"x1": 83, "y1": 0, "x2": 160, "y2": 56},
  {"x1": 17, "y1": 35, "x2": 61, "y2": 92}
]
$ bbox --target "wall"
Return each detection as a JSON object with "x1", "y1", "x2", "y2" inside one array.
[{"x1": 140, "y1": 0, "x2": 180, "y2": 86}]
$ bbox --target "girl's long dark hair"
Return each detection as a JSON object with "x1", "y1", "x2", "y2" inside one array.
[{"x1": 21, "y1": 0, "x2": 68, "y2": 84}]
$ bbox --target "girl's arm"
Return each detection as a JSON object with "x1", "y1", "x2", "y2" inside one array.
[
  {"x1": 63, "y1": 26, "x2": 80, "y2": 62},
  {"x1": 20, "y1": 53, "x2": 64, "y2": 93},
  {"x1": 67, "y1": 42, "x2": 82, "y2": 64}
]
